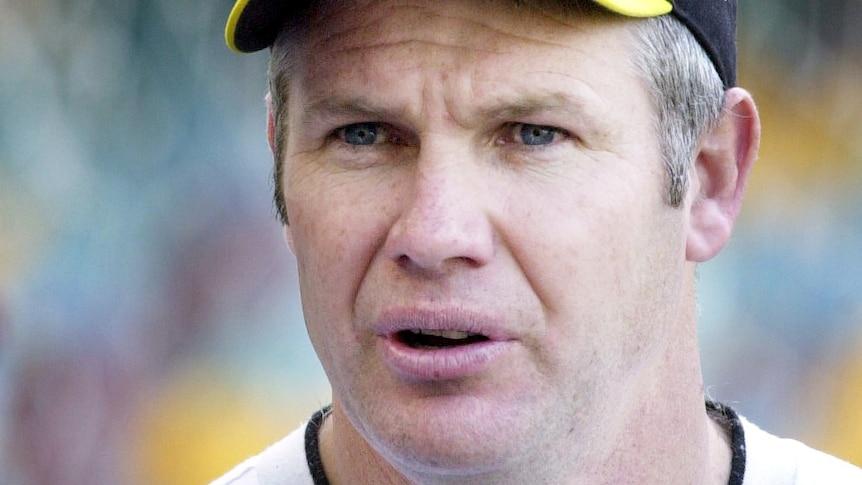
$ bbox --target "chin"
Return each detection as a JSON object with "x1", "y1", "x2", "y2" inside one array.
[{"x1": 356, "y1": 391, "x2": 542, "y2": 476}]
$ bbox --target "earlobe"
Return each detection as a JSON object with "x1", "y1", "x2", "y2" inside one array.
[
  {"x1": 686, "y1": 87, "x2": 761, "y2": 262},
  {"x1": 283, "y1": 224, "x2": 296, "y2": 255}
]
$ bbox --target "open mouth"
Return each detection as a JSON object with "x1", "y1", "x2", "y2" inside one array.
[{"x1": 397, "y1": 329, "x2": 490, "y2": 349}]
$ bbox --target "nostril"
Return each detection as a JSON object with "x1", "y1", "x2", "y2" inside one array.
[{"x1": 395, "y1": 254, "x2": 412, "y2": 267}]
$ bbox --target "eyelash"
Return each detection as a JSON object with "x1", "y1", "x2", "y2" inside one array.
[
  {"x1": 332, "y1": 122, "x2": 407, "y2": 147},
  {"x1": 500, "y1": 123, "x2": 570, "y2": 147},
  {"x1": 329, "y1": 122, "x2": 571, "y2": 149}
]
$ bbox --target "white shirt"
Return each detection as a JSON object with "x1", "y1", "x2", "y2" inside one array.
[
  {"x1": 211, "y1": 423, "x2": 313, "y2": 485},
  {"x1": 740, "y1": 416, "x2": 862, "y2": 484},
  {"x1": 211, "y1": 411, "x2": 862, "y2": 485}
]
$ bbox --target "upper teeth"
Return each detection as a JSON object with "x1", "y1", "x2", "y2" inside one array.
[{"x1": 409, "y1": 329, "x2": 473, "y2": 340}]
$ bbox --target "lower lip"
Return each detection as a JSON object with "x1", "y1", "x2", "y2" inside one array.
[{"x1": 377, "y1": 336, "x2": 513, "y2": 381}]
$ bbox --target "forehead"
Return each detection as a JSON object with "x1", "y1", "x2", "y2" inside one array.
[
  {"x1": 276, "y1": 0, "x2": 631, "y2": 73},
  {"x1": 274, "y1": 0, "x2": 650, "y2": 132},
  {"x1": 302, "y1": 0, "x2": 611, "y2": 35}
]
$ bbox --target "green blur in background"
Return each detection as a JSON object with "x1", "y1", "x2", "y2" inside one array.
[{"x1": 1, "y1": 1, "x2": 861, "y2": 483}]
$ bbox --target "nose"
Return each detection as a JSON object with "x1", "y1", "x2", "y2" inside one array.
[{"x1": 383, "y1": 148, "x2": 496, "y2": 273}]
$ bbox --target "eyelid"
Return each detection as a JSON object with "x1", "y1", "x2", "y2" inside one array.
[
  {"x1": 338, "y1": 122, "x2": 379, "y2": 144},
  {"x1": 499, "y1": 122, "x2": 571, "y2": 145},
  {"x1": 331, "y1": 121, "x2": 415, "y2": 146}
]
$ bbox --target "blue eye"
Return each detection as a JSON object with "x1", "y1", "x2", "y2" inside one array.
[
  {"x1": 340, "y1": 123, "x2": 381, "y2": 145},
  {"x1": 518, "y1": 124, "x2": 558, "y2": 146}
]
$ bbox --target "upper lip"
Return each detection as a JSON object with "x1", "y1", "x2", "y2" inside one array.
[{"x1": 373, "y1": 306, "x2": 514, "y2": 341}]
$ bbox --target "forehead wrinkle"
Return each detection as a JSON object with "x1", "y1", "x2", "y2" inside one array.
[
  {"x1": 306, "y1": 4, "x2": 473, "y2": 56},
  {"x1": 314, "y1": 40, "x2": 509, "y2": 60},
  {"x1": 307, "y1": 2, "x2": 603, "y2": 61}
]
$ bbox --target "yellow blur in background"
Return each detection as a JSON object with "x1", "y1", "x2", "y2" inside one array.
[{"x1": 1, "y1": 0, "x2": 860, "y2": 483}]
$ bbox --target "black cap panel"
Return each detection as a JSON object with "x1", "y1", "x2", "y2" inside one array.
[
  {"x1": 670, "y1": 0, "x2": 737, "y2": 87},
  {"x1": 226, "y1": 0, "x2": 738, "y2": 87}
]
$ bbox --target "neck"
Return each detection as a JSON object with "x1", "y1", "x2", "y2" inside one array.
[
  {"x1": 595, "y1": 267, "x2": 732, "y2": 485},
  {"x1": 595, "y1": 333, "x2": 731, "y2": 485},
  {"x1": 591, "y1": 268, "x2": 730, "y2": 485}
]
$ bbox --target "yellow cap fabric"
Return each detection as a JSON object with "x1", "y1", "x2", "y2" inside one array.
[{"x1": 591, "y1": 0, "x2": 672, "y2": 17}]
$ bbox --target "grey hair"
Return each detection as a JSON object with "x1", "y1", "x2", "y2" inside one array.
[
  {"x1": 266, "y1": 6, "x2": 726, "y2": 224},
  {"x1": 631, "y1": 14, "x2": 726, "y2": 207},
  {"x1": 268, "y1": 17, "x2": 301, "y2": 225}
]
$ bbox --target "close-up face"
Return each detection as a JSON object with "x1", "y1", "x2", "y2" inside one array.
[{"x1": 279, "y1": 0, "x2": 693, "y2": 478}]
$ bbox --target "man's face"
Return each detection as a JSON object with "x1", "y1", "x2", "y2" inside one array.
[{"x1": 280, "y1": 0, "x2": 691, "y2": 475}]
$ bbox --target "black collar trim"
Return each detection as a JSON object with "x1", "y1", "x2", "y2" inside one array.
[
  {"x1": 304, "y1": 405, "x2": 332, "y2": 485},
  {"x1": 707, "y1": 401, "x2": 747, "y2": 485}
]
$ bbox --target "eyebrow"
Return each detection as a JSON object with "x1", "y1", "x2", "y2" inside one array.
[
  {"x1": 300, "y1": 97, "x2": 407, "y2": 126},
  {"x1": 475, "y1": 92, "x2": 589, "y2": 122},
  {"x1": 298, "y1": 90, "x2": 595, "y2": 128}
]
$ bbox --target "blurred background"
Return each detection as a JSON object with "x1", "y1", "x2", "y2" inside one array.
[{"x1": 1, "y1": 0, "x2": 860, "y2": 483}]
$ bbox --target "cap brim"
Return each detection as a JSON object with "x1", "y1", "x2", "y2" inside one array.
[
  {"x1": 226, "y1": 0, "x2": 306, "y2": 52},
  {"x1": 225, "y1": 0, "x2": 251, "y2": 52}
]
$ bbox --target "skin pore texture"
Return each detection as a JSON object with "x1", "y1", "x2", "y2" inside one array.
[{"x1": 268, "y1": 1, "x2": 759, "y2": 483}]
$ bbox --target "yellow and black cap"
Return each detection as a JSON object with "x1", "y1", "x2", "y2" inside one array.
[{"x1": 226, "y1": 0, "x2": 737, "y2": 87}]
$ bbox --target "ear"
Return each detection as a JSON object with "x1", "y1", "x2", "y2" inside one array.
[
  {"x1": 686, "y1": 87, "x2": 761, "y2": 262},
  {"x1": 266, "y1": 92, "x2": 276, "y2": 155},
  {"x1": 267, "y1": 93, "x2": 296, "y2": 252}
]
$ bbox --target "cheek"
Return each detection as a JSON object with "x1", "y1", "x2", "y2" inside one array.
[
  {"x1": 284, "y1": 168, "x2": 401, "y2": 321},
  {"x1": 506, "y1": 170, "x2": 684, "y2": 333},
  {"x1": 287, "y1": 198, "x2": 368, "y2": 381},
  {"x1": 501, "y1": 183, "x2": 628, "y2": 315},
  {"x1": 286, "y1": 177, "x2": 406, "y2": 398},
  {"x1": 289, "y1": 201, "x2": 360, "y2": 313}
]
